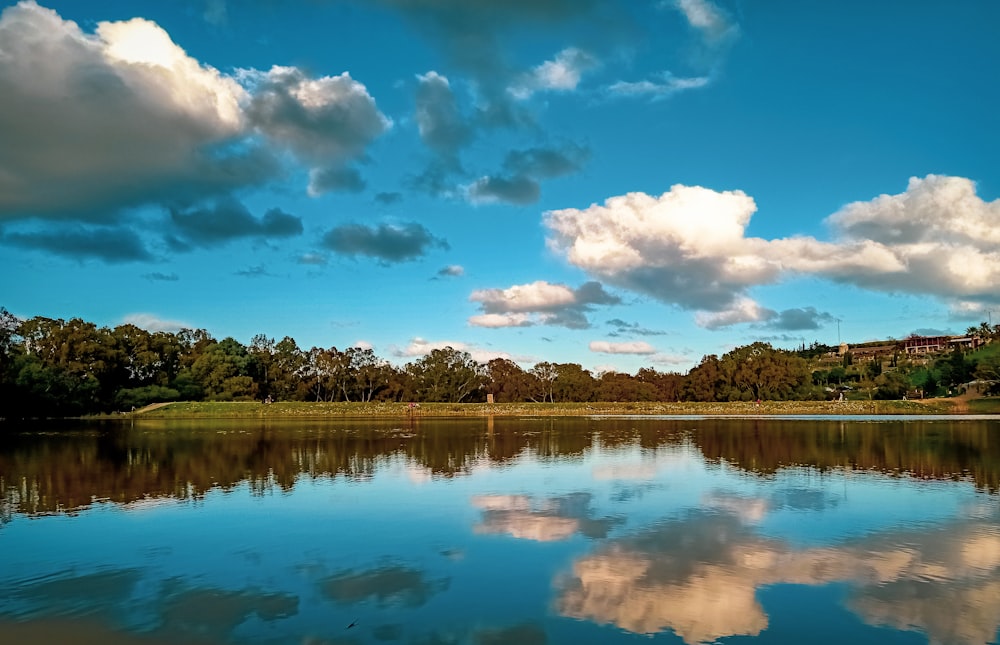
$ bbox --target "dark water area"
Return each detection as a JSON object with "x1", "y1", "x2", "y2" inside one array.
[{"x1": 1, "y1": 416, "x2": 999, "y2": 644}]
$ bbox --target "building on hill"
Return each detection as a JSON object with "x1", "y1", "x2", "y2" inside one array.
[
  {"x1": 901, "y1": 335, "x2": 981, "y2": 355},
  {"x1": 836, "y1": 334, "x2": 982, "y2": 363}
]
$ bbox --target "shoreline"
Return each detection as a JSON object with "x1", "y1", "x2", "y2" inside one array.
[{"x1": 89, "y1": 398, "x2": 1000, "y2": 419}]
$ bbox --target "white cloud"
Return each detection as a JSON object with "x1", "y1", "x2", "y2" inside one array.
[
  {"x1": 245, "y1": 66, "x2": 391, "y2": 196},
  {"x1": 589, "y1": 341, "x2": 657, "y2": 355},
  {"x1": 650, "y1": 352, "x2": 691, "y2": 367},
  {"x1": 675, "y1": 0, "x2": 729, "y2": 34},
  {"x1": 0, "y1": 2, "x2": 253, "y2": 220},
  {"x1": 608, "y1": 74, "x2": 710, "y2": 99},
  {"x1": 353, "y1": 340, "x2": 374, "y2": 350},
  {"x1": 121, "y1": 313, "x2": 191, "y2": 333},
  {"x1": 545, "y1": 185, "x2": 771, "y2": 312},
  {"x1": 393, "y1": 337, "x2": 514, "y2": 364},
  {"x1": 0, "y1": 2, "x2": 391, "y2": 225},
  {"x1": 510, "y1": 47, "x2": 597, "y2": 99},
  {"x1": 468, "y1": 313, "x2": 533, "y2": 328},
  {"x1": 695, "y1": 298, "x2": 775, "y2": 330},
  {"x1": 472, "y1": 281, "x2": 577, "y2": 312},
  {"x1": 545, "y1": 176, "x2": 1000, "y2": 327},
  {"x1": 469, "y1": 280, "x2": 620, "y2": 329}
]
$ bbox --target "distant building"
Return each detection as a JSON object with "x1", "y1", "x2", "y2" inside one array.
[{"x1": 901, "y1": 335, "x2": 981, "y2": 355}]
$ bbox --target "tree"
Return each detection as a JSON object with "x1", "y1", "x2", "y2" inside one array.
[
  {"x1": 248, "y1": 334, "x2": 277, "y2": 399},
  {"x1": 552, "y1": 363, "x2": 595, "y2": 402},
  {"x1": 529, "y1": 362, "x2": 557, "y2": 402},
  {"x1": 595, "y1": 371, "x2": 651, "y2": 402},
  {"x1": 485, "y1": 358, "x2": 535, "y2": 402},
  {"x1": 684, "y1": 355, "x2": 725, "y2": 401},
  {"x1": 407, "y1": 347, "x2": 483, "y2": 402},
  {"x1": 722, "y1": 342, "x2": 811, "y2": 401},
  {"x1": 345, "y1": 347, "x2": 391, "y2": 402},
  {"x1": 190, "y1": 337, "x2": 255, "y2": 400},
  {"x1": 874, "y1": 371, "x2": 909, "y2": 399},
  {"x1": 635, "y1": 368, "x2": 684, "y2": 401}
]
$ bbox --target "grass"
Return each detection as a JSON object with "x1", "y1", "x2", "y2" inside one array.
[
  {"x1": 968, "y1": 398, "x2": 1000, "y2": 415},
  {"x1": 116, "y1": 398, "x2": 977, "y2": 419}
]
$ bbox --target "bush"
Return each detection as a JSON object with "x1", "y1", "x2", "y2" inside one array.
[{"x1": 114, "y1": 385, "x2": 181, "y2": 410}]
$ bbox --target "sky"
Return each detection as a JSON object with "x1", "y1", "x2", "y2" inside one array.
[{"x1": 0, "y1": 0, "x2": 998, "y2": 374}]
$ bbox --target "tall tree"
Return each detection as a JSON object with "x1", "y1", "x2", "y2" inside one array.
[
  {"x1": 407, "y1": 347, "x2": 483, "y2": 402},
  {"x1": 485, "y1": 358, "x2": 535, "y2": 402}
]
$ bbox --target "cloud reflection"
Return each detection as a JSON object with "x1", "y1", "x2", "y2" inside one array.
[
  {"x1": 321, "y1": 565, "x2": 449, "y2": 608},
  {"x1": 556, "y1": 507, "x2": 1000, "y2": 644},
  {"x1": 472, "y1": 493, "x2": 621, "y2": 542}
]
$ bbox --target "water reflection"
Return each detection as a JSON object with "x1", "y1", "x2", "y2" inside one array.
[
  {"x1": 473, "y1": 493, "x2": 622, "y2": 541},
  {"x1": 555, "y1": 506, "x2": 1000, "y2": 644},
  {"x1": 0, "y1": 416, "x2": 998, "y2": 644}
]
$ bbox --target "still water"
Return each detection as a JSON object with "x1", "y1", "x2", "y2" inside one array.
[{"x1": 1, "y1": 416, "x2": 999, "y2": 645}]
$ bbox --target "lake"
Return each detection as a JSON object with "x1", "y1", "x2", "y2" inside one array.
[{"x1": 1, "y1": 416, "x2": 999, "y2": 644}]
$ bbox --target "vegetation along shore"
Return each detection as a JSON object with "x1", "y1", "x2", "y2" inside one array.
[
  {"x1": 2, "y1": 308, "x2": 998, "y2": 419},
  {"x1": 121, "y1": 398, "x2": 1000, "y2": 419}
]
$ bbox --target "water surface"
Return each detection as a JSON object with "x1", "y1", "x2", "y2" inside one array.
[{"x1": 1, "y1": 416, "x2": 999, "y2": 644}]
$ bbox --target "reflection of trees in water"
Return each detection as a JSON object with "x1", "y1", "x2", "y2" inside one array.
[
  {"x1": 2, "y1": 418, "x2": 998, "y2": 515},
  {"x1": 692, "y1": 419, "x2": 1000, "y2": 492}
]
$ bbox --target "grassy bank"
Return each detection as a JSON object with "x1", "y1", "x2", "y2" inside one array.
[{"x1": 112, "y1": 398, "x2": 997, "y2": 419}]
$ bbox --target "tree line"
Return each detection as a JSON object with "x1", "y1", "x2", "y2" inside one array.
[{"x1": 1, "y1": 308, "x2": 996, "y2": 418}]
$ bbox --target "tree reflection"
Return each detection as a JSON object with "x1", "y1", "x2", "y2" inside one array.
[{"x1": 1, "y1": 418, "x2": 998, "y2": 517}]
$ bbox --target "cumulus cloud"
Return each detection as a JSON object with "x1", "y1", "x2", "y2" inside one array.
[
  {"x1": 763, "y1": 307, "x2": 837, "y2": 331},
  {"x1": 545, "y1": 184, "x2": 770, "y2": 312},
  {"x1": 465, "y1": 142, "x2": 590, "y2": 205},
  {"x1": 436, "y1": 264, "x2": 465, "y2": 278},
  {"x1": 1, "y1": 225, "x2": 153, "y2": 263},
  {"x1": 589, "y1": 340, "x2": 657, "y2": 355},
  {"x1": 0, "y1": 1, "x2": 393, "y2": 235},
  {"x1": 374, "y1": 192, "x2": 403, "y2": 206},
  {"x1": 510, "y1": 47, "x2": 598, "y2": 99},
  {"x1": 168, "y1": 199, "x2": 302, "y2": 248},
  {"x1": 244, "y1": 65, "x2": 390, "y2": 195},
  {"x1": 308, "y1": 167, "x2": 366, "y2": 195},
  {"x1": 373, "y1": 0, "x2": 614, "y2": 129},
  {"x1": 696, "y1": 298, "x2": 775, "y2": 330},
  {"x1": 122, "y1": 313, "x2": 191, "y2": 333},
  {"x1": 415, "y1": 71, "x2": 472, "y2": 156},
  {"x1": 673, "y1": 0, "x2": 738, "y2": 41},
  {"x1": 466, "y1": 175, "x2": 541, "y2": 205},
  {"x1": 469, "y1": 280, "x2": 620, "y2": 329},
  {"x1": 392, "y1": 337, "x2": 518, "y2": 364},
  {"x1": 545, "y1": 176, "x2": 1000, "y2": 327},
  {"x1": 0, "y1": 2, "x2": 276, "y2": 222},
  {"x1": 321, "y1": 222, "x2": 448, "y2": 263}
]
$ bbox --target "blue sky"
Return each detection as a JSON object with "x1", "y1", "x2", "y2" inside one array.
[{"x1": 1, "y1": 0, "x2": 998, "y2": 373}]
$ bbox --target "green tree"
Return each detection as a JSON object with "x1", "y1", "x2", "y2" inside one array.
[
  {"x1": 190, "y1": 337, "x2": 255, "y2": 400},
  {"x1": 635, "y1": 368, "x2": 684, "y2": 401},
  {"x1": 407, "y1": 347, "x2": 483, "y2": 402},
  {"x1": 684, "y1": 355, "x2": 725, "y2": 401},
  {"x1": 874, "y1": 371, "x2": 910, "y2": 399},
  {"x1": 595, "y1": 371, "x2": 651, "y2": 402},
  {"x1": 529, "y1": 362, "x2": 557, "y2": 402},
  {"x1": 485, "y1": 358, "x2": 535, "y2": 402},
  {"x1": 552, "y1": 363, "x2": 595, "y2": 402}
]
